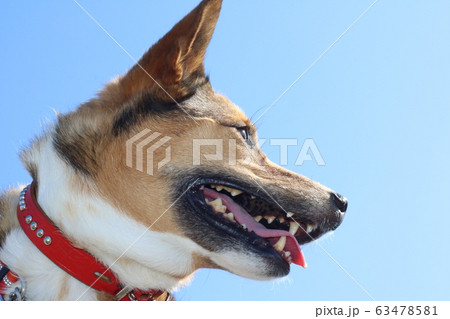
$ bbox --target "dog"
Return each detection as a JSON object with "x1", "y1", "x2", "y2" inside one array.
[{"x1": 0, "y1": 0, "x2": 347, "y2": 300}]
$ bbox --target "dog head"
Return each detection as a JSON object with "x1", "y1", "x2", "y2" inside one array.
[{"x1": 41, "y1": 0, "x2": 347, "y2": 285}]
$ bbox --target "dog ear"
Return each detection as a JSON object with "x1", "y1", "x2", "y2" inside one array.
[{"x1": 120, "y1": 0, "x2": 222, "y2": 102}]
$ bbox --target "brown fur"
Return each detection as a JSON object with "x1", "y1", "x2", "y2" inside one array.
[
  {"x1": 0, "y1": 0, "x2": 346, "y2": 300},
  {"x1": 30, "y1": 0, "x2": 340, "y2": 276},
  {"x1": 0, "y1": 188, "x2": 21, "y2": 245}
]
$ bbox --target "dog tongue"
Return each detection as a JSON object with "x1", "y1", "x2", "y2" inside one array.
[{"x1": 203, "y1": 188, "x2": 306, "y2": 268}]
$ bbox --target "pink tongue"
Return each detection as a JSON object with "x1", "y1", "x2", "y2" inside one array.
[{"x1": 203, "y1": 188, "x2": 306, "y2": 268}]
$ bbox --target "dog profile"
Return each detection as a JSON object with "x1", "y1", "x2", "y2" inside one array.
[{"x1": 0, "y1": 0, "x2": 347, "y2": 300}]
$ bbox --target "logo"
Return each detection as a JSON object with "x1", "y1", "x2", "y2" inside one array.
[
  {"x1": 126, "y1": 129, "x2": 172, "y2": 176},
  {"x1": 192, "y1": 137, "x2": 325, "y2": 166},
  {"x1": 126, "y1": 129, "x2": 325, "y2": 175}
]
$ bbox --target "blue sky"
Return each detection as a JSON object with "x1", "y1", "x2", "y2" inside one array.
[{"x1": 1, "y1": 1, "x2": 450, "y2": 301}]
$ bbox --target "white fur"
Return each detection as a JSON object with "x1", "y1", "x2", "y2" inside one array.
[
  {"x1": 2, "y1": 130, "x2": 211, "y2": 300},
  {"x1": 1, "y1": 229, "x2": 97, "y2": 300},
  {"x1": 2, "y1": 127, "x2": 281, "y2": 300},
  {"x1": 209, "y1": 250, "x2": 277, "y2": 281}
]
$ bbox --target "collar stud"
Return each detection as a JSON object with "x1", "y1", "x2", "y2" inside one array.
[
  {"x1": 25, "y1": 215, "x2": 32, "y2": 224},
  {"x1": 43, "y1": 236, "x2": 52, "y2": 245},
  {"x1": 36, "y1": 229, "x2": 44, "y2": 238}
]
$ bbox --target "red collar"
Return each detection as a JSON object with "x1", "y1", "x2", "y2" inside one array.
[{"x1": 16, "y1": 182, "x2": 170, "y2": 301}]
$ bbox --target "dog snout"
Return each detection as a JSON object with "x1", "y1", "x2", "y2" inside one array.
[
  {"x1": 331, "y1": 192, "x2": 348, "y2": 213},
  {"x1": 326, "y1": 192, "x2": 347, "y2": 231}
]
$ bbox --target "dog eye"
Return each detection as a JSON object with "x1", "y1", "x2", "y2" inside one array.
[{"x1": 237, "y1": 127, "x2": 249, "y2": 140}]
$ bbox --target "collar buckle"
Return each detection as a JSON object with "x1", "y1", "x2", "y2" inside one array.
[
  {"x1": 0, "y1": 275, "x2": 26, "y2": 301},
  {"x1": 115, "y1": 286, "x2": 134, "y2": 301}
]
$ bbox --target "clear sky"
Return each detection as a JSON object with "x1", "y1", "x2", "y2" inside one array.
[{"x1": 1, "y1": 1, "x2": 450, "y2": 301}]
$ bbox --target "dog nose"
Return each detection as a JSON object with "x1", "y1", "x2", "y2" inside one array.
[{"x1": 331, "y1": 193, "x2": 348, "y2": 213}]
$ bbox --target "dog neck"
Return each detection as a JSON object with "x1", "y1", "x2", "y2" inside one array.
[
  {"x1": 13, "y1": 183, "x2": 171, "y2": 301},
  {"x1": 1, "y1": 131, "x2": 204, "y2": 300}
]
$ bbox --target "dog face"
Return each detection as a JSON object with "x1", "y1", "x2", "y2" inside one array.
[{"x1": 47, "y1": 0, "x2": 346, "y2": 282}]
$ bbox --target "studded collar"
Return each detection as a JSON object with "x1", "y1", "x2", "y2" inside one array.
[{"x1": 15, "y1": 182, "x2": 171, "y2": 301}]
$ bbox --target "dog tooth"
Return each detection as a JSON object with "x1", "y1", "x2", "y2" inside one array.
[
  {"x1": 206, "y1": 198, "x2": 227, "y2": 213},
  {"x1": 286, "y1": 212, "x2": 294, "y2": 218},
  {"x1": 281, "y1": 251, "x2": 291, "y2": 260},
  {"x1": 241, "y1": 224, "x2": 247, "y2": 230},
  {"x1": 230, "y1": 189, "x2": 243, "y2": 196},
  {"x1": 278, "y1": 217, "x2": 285, "y2": 224},
  {"x1": 272, "y1": 236, "x2": 286, "y2": 252},
  {"x1": 216, "y1": 203, "x2": 227, "y2": 213},
  {"x1": 222, "y1": 186, "x2": 232, "y2": 193},
  {"x1": 253, "y1": 215, "x2": 263, "y2": 222},
  {"x1": 289, "y1": 222, "x2": 300, "y2": 235},
  {"x1": 216, "y1": 186, "x2": 243, "y2": 196},
  {"x1": 226, "y1": 213, "x2": 235, "y2": 222},
  {"x1": 265, "y1": 216, "x2": 275, "y2": 224},
  {"x1": 306, "y1": 224, "x2": 316, "y2": 233}
]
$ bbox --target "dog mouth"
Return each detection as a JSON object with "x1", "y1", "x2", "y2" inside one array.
[{"x1": 186, "y1": 180, "x2": 327, "y2": 268}]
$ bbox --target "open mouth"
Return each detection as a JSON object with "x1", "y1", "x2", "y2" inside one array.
[{"x1": 186, "y1": 180, "x2": 328, "y2": 268}]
